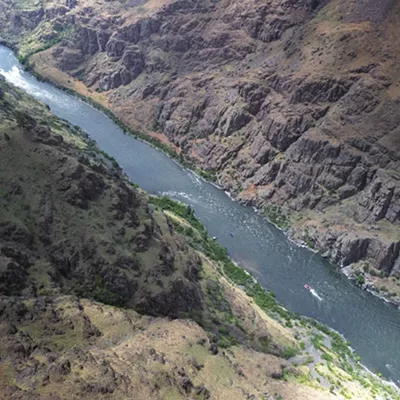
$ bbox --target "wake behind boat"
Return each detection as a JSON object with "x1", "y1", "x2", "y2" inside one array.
[{"x1": 305, "y1": 284, "x2": 322, "y2": 301}]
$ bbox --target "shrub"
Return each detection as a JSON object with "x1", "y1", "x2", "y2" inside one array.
[
  {"x1": 90, "y1": 286, "x2": 125, "y2": 307},
  {"x1": 322, "y1": 353, "x2": 333, "y2": 362},
  {"x1": 356, "y1": 274, "x2": 365, "y2": 285},
  {"x1": 196, "y1": 168, "x2": 216, "y2": 181},
  {"x1": 218, "y1": 334, "x2": 238, "y2": 348},
  {"x1": 74, "y1": 277, "x2": 125, "y2": 307},
  {"x1": 282, "y1": 347, "x2": 297, "y2": 359}
]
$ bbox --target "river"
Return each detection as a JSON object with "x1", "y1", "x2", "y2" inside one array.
[{"x1": 1, "y1": 45, "x2": 399, "y2": 384}]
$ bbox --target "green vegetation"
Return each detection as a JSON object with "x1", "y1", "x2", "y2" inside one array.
[
  {"x1": 322, "y1": 353, "x2": 334, "y2": 362},
  {"x1": 196, "y1": 168, "x2": 217, "y2": 181},
  {"x1": 370, "y1": 269, "x2": 379, "y2": 277},
  {"x1": 148, "y1": 194, "x2": 400, "y2": 399},
  {"x1": 262, "y1": 204, "x2": 291, "y2": 230},
  {"x1": 282, "y1": 346, "x2": 298, "y2": 359},
  {"x1": 1, "y1": 58, "x2": 399, "y2": 400},
  {"x1": 210, "y1": 332, "x2": 238, "y2": 349},
  {"x1": 302, "y1": 355, "x2": 314, "y2": 365},
  {"x1": 362, "y1": 262, "x2": 370, "y2": 273},
  {"x1": 302, "y1": 228, "x2": 316, "y2": 250},
  {"x1": 150, "y1": 196, "x2": 205, "y2": 233},
  {"x1": 310, "y1": 333, "x2": 324, "y2": 350},
  {"x1": 88, "y1": 144, "x2": 119, "y2": 168},
  {"x1": 339, "y1": 388, "x2": 352, "y2": 399},
  {"x1": 19, "y1": 26, "x2": 75, "y2": 64},
  {"x1": 74, "y1": 276, "x2": 126, "y2": 307},
  {"x1": 356, "y1": 274, "x2": 365, "y2": 285}
]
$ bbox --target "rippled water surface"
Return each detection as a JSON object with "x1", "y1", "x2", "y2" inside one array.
[{"x1": 1, "y1": 45, "x2": 399, "y2": 384}]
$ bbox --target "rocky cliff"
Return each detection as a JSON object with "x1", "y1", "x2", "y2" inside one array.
[{"x1": 0, "y1": 0, "x2": 399, "y2": 286}]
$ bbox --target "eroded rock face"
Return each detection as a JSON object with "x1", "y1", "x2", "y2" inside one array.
[
  {"x1": 306, "y1": 227, "x2": 400, "y2": 273},
  {"x1": 0, "y1": 0, "x2": 399, "y2": 271}
]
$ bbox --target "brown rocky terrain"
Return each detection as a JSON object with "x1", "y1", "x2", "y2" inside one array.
[{"x1": 1, "y1": 0, "x2": 399, "y2": 285}]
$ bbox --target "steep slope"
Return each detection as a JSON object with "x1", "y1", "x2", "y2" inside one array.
[
  {"x1": 0, "y1": 77, "x2": 290, "y2": 400},
  {"x1": 0, "y1": 77, "x2": 203, "y2": 316},
  {"x1": 0, "y1": 77, "x2": 398, "y2": 399}
]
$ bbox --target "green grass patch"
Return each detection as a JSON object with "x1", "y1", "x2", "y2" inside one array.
[
  {"x1": 282, "y1": 346, "x2": 297, "y2": 359},
  {"x1": 19, "y1": 26, "x2": 75, "y2": 64},
  {"x1": 310, "y1": 333, "x2": 324, "y2": 350},
  {"x1": 150, "y1": 196, "x2": 205, "y2": 233}
]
